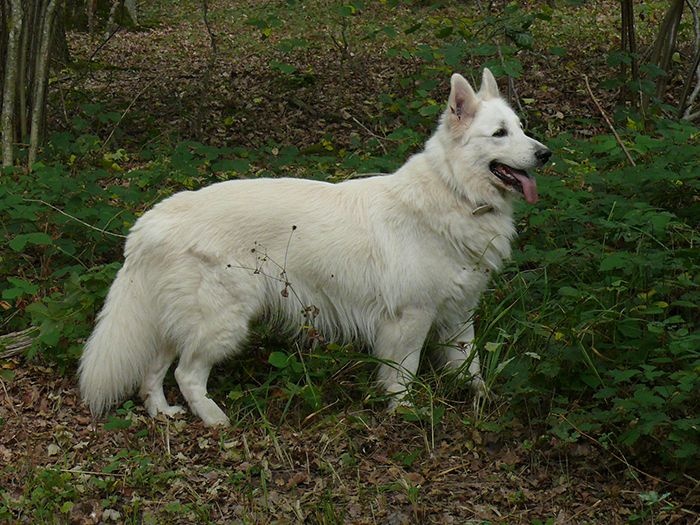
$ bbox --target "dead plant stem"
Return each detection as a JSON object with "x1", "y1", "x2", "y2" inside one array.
[{"x1": 583, "y1": 75, "x2": 636, "y2": 167}]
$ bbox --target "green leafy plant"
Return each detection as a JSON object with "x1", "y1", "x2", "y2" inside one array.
[{"x1": 475, "y1": 118, "x2": 700, "y2": 471}]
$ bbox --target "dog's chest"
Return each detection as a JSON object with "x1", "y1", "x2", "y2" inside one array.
[
  {"x1": 430, "y1": 212, "x2": 515, "y2": 299},
  {"x1": 444, "y1": 210, "x2": 515, "y2": 269}
]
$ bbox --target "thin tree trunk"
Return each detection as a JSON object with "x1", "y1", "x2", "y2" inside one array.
[
  {"x1": 192, "y1": 0, "x2": 218, "y2": 137},
  {"x1": 124, "y1": 0, "x2": 138, "y2": 25},
  {"x1": 52, "y1": 3, "x2": 71, "y2": 67},
  {"x1": 28, "y1": 0, "x2": 58, "y2": 169},
  {"x1": 18, "y1": 0, "x2": 31, "y2": 141},
  {"x1": 1, "y1": 0, "x2": 23, "y2": 168},
  {"x1": 105, "y1": 0, "x2": 120, "y2": 39},
  {"x1": 23, "y1": 0, "x2": 42, "y2": 141},
  {"x1": 642, "y1": 0, "x2": 685, "y2": 113},
  {"x1": 620, "y1": 0, "x2": 640, "y2": 108},
  {"x1": 679, "y1": 47, "x2": 700, "y2": 120},
  {"x1": 87, "y1": 0, "x2": 96, "y2": 33},
  {"x1": 621, "y1": 0, "x2": 630, "y2": 79},
  {"x1": 0, "y1": 1, "x2": 8, "y2": 90},
  {"x1": 678, "y1": 0, "x2": 700, "y2": 119}
]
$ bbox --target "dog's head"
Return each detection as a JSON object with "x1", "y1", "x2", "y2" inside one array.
[{"x1": 437, "y1": 69, "x2": 550, "y2": 205}]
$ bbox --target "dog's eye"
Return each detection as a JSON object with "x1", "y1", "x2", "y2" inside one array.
[{"x1": 492, "y1": 128, "x2": 508, "y2": 137}]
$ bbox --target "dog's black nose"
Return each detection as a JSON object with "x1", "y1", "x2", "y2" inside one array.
[{"x1": 536, "y1": 148, "x2": 552, "y2": 165}]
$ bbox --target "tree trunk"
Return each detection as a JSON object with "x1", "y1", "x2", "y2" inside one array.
[
  {"x1": 28, "y1": 0, "x2": 58, "y2": 169},
  {"x1": 0, "y1": 2, "x2": 8, "y2": 91},
  {"x1": 1, "y1": 0, "x2": 23, "y2": 168},
  {"x1": 642, "y1": 0, "x2": 685, "y2": 113},
  {"x1": 18, "y1": 0, "x2": 32, "y2": 141},
  {"x1": 52, "y1": 4, "x2": 71, "y2": 67},
  {"x1": 678, "y1": 0, "x2": 700, "y2": 119},
  {"x1": 620, "y1": 0, "x2": 640, "y2": 109}
]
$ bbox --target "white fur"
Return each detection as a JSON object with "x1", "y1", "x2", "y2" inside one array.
[{"x1": 79, "y1": 69, "x2": 549, "y2": 426}]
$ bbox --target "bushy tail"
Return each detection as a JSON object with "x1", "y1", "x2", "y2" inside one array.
[{"x1": 79, "y1": 262, "x2": 158, "y2": 415}]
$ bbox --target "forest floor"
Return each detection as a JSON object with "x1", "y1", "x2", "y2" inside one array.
[
  {"x1": 2, "y1": 0, "x2": 699, "y2": 523},
  {"x1": 2, "y1": 363, "x2": 696, "y2": 524}
]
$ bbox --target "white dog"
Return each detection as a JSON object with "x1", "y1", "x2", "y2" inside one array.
[{"x1": 79, "y1": 69, "x2": 550, "y2": 426}]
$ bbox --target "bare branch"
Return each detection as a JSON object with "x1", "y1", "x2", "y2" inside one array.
[
  {"x1": 192, "y1": 0, "x2": 219, "y2": 136},
  {"x1": 0, "y1": 327, "x2": 37, "y2": 358},
  {"x1": 584, "y1": 75, "x2": 636, "y2": 167},
  {"x1": 202, "y1": 0, "x2": 218, "y2": 56},
  {"x1": 98, "y1": 78, "x2": 156, "y2": 152},
  {"x1": 23, "y1": 198, "x2": 127, "y2": 239}
]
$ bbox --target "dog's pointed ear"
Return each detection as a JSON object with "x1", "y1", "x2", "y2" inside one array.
[
  {"x1": 479, "y1": 68, "x2": 500, "y2": 100},
  {"x1": 447, "y1": 73, "x2": 478, "y2": 127}
]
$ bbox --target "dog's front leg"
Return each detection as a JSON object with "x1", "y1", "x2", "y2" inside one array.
[
  {"x1": 437, "y1": 320, "x2": 487, "y2": 398},
  {"x1": 374, "y1": 307, "x2": 434, "y2": 408}
]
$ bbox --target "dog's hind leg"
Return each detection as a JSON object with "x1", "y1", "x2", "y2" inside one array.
[
  {"x1": 174, "y1": 307, "x2": 251, "y2": 427},
  {"x1": 139, "y1": 345, "x2": 185, "y2": 418},
  {"x1": 374, "y1": 307, "x2": 434, "y2": 407},
  {"x1": 175, "y1": 354, "x2": 230, "y2": 427}
]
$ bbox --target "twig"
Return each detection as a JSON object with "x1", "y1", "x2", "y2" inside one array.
[
  {"x1": 583, "y1": 75, "x2": 636, "y2": 167},
  {"x1": 0, "y1": 375, "x2": 19, "y2": 416},
  {"x1": 190, "y1": 0, "x2": 219, "y2": 137},
  {"x1": 202, "y1": 0, "x2": 218, "y2": 56},
  {"x1": 557, "y1": 414, "x2": 664, "y2": 486},
  {"x1": 89, "y1": 25, "x2": 122, "y2": 62},
  {"x1": 681, "y1": 473, "x2": 700, "y2": 508},
  {"x1": 685, "y1": 109, "x2": 700, "y2": 121},
  {"x1": 497, "y1": 45, "x2": 527, "y2": 125},
  {"x1": 22, "y1": 198, "x2": 126, "y2": 238},
  {"x1": 302, "y1": 399, "x2": 339, "y2": 425},
  {"x1": 99, "y1": 78, "x2": 156, "y2": 152},
  {"x1": 570, "y1": 500, "x2": 602, "y2": 521},
  {"x1": 165, "y1": 419, "x2": 171, "y2": 456},
  {"x1": 282, "y1": 225, "x2": 297, "y2": 273},
  {"x1": 349, "y1": 114, "x2": 388, "y2": 155},
  {"x1": 0, "y1": 327, "x2": 38, "y2": 358},
  {"x1": 57, "y1": 468, "x2": 126, "y2": 478},
  {"x1": 53, "y1": 25, "x2": 123, "y2": 95}
]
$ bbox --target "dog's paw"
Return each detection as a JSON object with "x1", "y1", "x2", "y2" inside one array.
[
  {"x1": 201, "y1": 414, "x2": 231, "y2": 427},
  {"x1": 195, "y1": 401, "x2": 231, "y2": 427},
  {"x1": 161, "y1": 404, "x2": 186, "y2": 417},
  {"x1": 387, "y1": 394, "x2": 412, "y2": 413},
  {"x1": 470, "y1": 375, "x2": 498, "y2": 413},
  {"x1": 145, "y1": 396, "x2": 187, "y2": 419},
  {"x1": 469, "y1": 375, "x2": 488, "y2": 399}
]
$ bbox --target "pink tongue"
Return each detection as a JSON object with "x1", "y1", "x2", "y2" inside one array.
[{"x1": 513, "y1": 172, "x2": 538, "y2": 204}]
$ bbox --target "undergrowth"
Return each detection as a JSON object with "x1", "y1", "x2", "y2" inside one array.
[
  {"x1": 1, "y1": 0, "x2": 698, "y2": 487},
  {"x1": 2, "y1": 114, "x2": 697, "y2": 477}
]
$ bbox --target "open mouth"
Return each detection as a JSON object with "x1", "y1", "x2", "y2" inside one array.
[{"x1": 489, "y1": 161, "x2": 538, "y2": 204}]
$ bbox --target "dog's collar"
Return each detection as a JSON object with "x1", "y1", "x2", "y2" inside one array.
[{"x1": 472, "y1": 203, "x2": 495, "y2": 216}]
